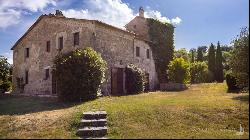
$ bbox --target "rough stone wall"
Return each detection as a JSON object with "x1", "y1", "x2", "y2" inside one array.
[
  {"x1": 93, "y1": 23, "x2": 158, "y2": 95},
  {"x1": 12, "y1": 16, "x2": 158, "y2": 95},
  {"x1": 125, "y1": 16, "x2": 150, "y2": 40},
  {"x1": 12, "y1": 16, "x2": 94, "y2": 95}
]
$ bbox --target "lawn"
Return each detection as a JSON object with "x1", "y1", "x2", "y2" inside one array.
[{"x1": 0, "y1": 83, "x2": 249, "y2": 139}]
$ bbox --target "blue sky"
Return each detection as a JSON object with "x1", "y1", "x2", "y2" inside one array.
[{"x1": 0, "y1": 0, "x2": 249, "y2": 64}]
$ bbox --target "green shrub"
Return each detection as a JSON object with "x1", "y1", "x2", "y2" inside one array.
[
  {"x1": 125, "y1": 64, "x2": 145, "y2": 94},
  {"x1": 229, "y1": 27, "x2": 249, "y2": 89},
  {"x1": 0, "y1": 56, "x2": 11, "y2": 92},
  {"x1": 0, "y1": 80, "x2": 11, "y2": 93},
  {"x1": 226, "y1": 71, "x2": 239, "y2": 91},
  {"x1": 190, "y1": 61, "x2": 209, "y2": 83},
  {"x1": 167, "y1": 58, "x2": 190, "y2": 84},
  {"x1": 52, "y1": 47, "x2": 107, "y2": 102}
]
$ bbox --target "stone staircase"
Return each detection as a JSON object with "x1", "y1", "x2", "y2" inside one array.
[{"x1": 77, "y1": 111, "x2": 108, "y2": 139}]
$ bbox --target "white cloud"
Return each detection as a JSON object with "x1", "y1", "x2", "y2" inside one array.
[
  {"x1": 1, "y1": 52, "x2": 13, "y2": 64},
  {"x1": 0, "y1": 0, "x2": 182, "y2": 29},
  {"x1": 62, "y1": 0, "x2": 182, "y2": 29},
  {"x1": 0, "y1": 0, "x2": 56, "y2": 12},
  {"x1": 62, "y1": 0, "x2": 135, "y2": 29},
  {"x1": 145, "y1": 10, "x2": 171, "y2": 23},
  {"x1": 0, "y1": 9, "x2": 21, "y2": 29},
  {"x1": 145, "y1": 10, "x2": 182, "y2": 25},
  {"x1": 171, "y1": 17, "x2": 182, "y2": 25},
  {"x1": 0, "y1": 0, "x2": 56, "y2": 29}
]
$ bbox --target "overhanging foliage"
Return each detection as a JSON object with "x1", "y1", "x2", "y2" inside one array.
[{"x1": 147, "y1": 18, "x2": 174, "y2": 83}]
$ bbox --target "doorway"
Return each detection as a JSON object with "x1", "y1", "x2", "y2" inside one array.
[{"x1": 111, "y1": 68, "x2": 124, "y2": 96}]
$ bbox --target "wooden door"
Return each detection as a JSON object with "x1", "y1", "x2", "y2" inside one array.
[
  {"x1": 144, "y1": 73, "x2": 150, "y2": 92},
  {"x1": 52, "y1": 73, "x2": 57, "y2": 94},
  {"x1": 111, "y1": 68, "x2": 124, "y2": 95}
]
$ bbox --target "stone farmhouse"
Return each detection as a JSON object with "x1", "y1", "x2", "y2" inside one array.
[{"x1": 11, "y1": 7, "x2": 171, "y2": 96}]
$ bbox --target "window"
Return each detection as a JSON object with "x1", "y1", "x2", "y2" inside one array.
[
  {"x1": 58, "y1": 37, "x2": 63, "y2": 51},
  {"x1": 136, "y1": 46, "x2": 140, "y2": 57},
  {"x1": 25, "y1": 70, "x2": 29, "y2": 84},
  {"x1": 146, "y1": 49, "x2": 150, "y2": 59},
  {"x1": 45, "y1": 69, "x2": 50, "y2": 80},
  {"x1": 133, "y1": 25, "x2": 136, "y2": 29},
  {"x1": 25, "y1": 48, "x2": 29, "y2": 58},
  {"x1": 73, "y1": 32, "x2": 79, "y2": 46},
  {"x1": 46, "y1": 41, "x2": 50, "y2": 52}
]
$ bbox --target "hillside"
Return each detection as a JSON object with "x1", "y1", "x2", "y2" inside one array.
[{"x1": 0, "y1": 83, "x2": 248, "y2": 139}]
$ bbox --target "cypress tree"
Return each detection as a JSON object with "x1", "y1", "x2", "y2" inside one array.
[
  {"x1": 208, "y1": 43, "x2": 216, "y2": 82},
  {"x1": 215, "y1": 41, "x2": 224, "y2": 82},
  {"x1": 189, "y1": 48, "x2": 196, "y2": 63},
  {"x1": 197, "y1": 47, "x2": 203, "y2": 62}
]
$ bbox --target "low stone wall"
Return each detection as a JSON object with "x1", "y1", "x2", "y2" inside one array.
[
  {"x1": 11, "y1": 93, "x2": 58, "y2": 98},
  {"x1": 160, "y1": 83, "x2": 188, "y2": 91}
]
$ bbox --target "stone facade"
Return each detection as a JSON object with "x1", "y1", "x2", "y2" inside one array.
[{"x1": 11, "y1": 8, "x2": 159, "y2": 96}]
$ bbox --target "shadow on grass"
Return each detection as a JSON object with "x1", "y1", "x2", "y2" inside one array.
[
  {"x1": 0, "y1": 94, "x2": 82, "y2": 116},
  {"x1": 232, "y1": 94, "x2": 249, "y2": 103},
  {"x1": 227, "y1": 89, "x2": 241, "y2": 93}
]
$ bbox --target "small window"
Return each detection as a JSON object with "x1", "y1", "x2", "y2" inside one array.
[
  {"x1": 58, "y1": 37, "x2": 63, "y2": 51},
  {"x1": 146, "y1": 49, "x2": 150, "y2": 59},
  {"x1": 25, "y1": 48, "x2": 29, "y2": 58},
  {"x1": 73, "y1": 32, "x2": 79, "y2": 46},
  {"x1": 25, "y1": 70, "x2": 29, "y2": 84},
  {"x1": 45, "y1": 69, "x2": 50, "y2": 80},
  {"x1": 46, "y1": 41, "x2": 50, "y2": 52},
  {"x1": 133, "y1": 25, "x2": 136, "y2": 29},
  {"x1": 136, "y1": 46, "x2": 140, "y2": 57}
]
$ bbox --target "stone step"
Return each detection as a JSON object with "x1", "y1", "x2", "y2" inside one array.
[
  {"x1": 77, "y1": 126, "x2": 107, "y2": 137},
  {"x1": 79, "y1": 137, "x2": 107, "y2": 139},
  {"x1": 82, "y1": 111, "x2": 107, "y2": 120},
  {"x1": 80, "y1": 119, "x2": 107, "y2": 127}
]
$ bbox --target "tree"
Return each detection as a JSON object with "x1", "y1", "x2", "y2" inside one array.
[
  {"x1": 208, "y1": 43, "x2": 216, "y2": 82},
  {"x1": 125, "y1": 64, "x2": 145, "y2": 94},
  {"x1": 215, "y1": 41, "x2": 224, "y2": 82},
  {"x1": 221, "y1": 45, "x2": 233, "y2": 71},
  {"x1": 53, "y1": 48, "x2": 107, "y2": 102},
  {"x1": 189, "y1": 48, "x2": 196, "y2": 63},
  {"x1": 190, "y1": 61, "x2": 209, "y2": 83},
  {"x1": 197, "y1": 47, "x2": 204, "y2": 62},
  {"x1": 197, "y1": 46, "x2": 208, "y2": 61},
  {"x1": 147, "y1": 18, "x2": 174, "y2": 83},
  {"x1": 167, "y1": 58, "x2": 190, "y2": 84},
  {"x1": 0, "y1": 56, "x2": 11, "y2": 92},
  {"x1": 229, "y1": 27, "x2": 249, "y2": 90},
  {"x1": 174, "y1": 48, "x2": 189, "y2": 61}
]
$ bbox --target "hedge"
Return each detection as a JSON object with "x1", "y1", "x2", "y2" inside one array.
[
  {"x1": 125, "y1": 64, "x2": 145, "y2": 94},
  {"x1": 52, "y1": 47, "x2": 107, "y2": 102}
]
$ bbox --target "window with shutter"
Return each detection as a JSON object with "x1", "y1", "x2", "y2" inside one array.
[
  {"x1": 46, "y1": 41, "x2": 50, "y2": 52},
  {"x1": 73, "y1": 32, "x2": 79, "y2": 46},
  {"x1": 58, "y1": 37, "x2": 63, "y2": 51},
  {"x1": 45, "y1": 69, "x2": 49, "y2": 80},
  {"x1": 25, "y1": 48, "x2": 29, "y2": 58},
  {"x1": 136, "y1": 46, "x2": 140, "y2": 57},
  {"x1": 147, "y1": 49, "x2": 150, "y2": 59}
]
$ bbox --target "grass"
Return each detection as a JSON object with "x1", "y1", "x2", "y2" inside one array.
[{"x1": 0, "y1": 83, "x2": 248, "y2": 139}]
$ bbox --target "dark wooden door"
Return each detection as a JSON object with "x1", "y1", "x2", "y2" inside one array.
[
  {"x1": 52, "y1": 73, "x2": 57, "y2": 94},
  {"x1": 144, "y1": 73, "x2": 150, "y2": 92},
  {"x1": 111, "y1": 68, "x2": 124, "y2": 95},
  {"x1": 117, "y1": 68, "x2": 124, "y2": 95}
]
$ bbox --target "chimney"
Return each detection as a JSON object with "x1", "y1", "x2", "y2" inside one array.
[
  {"x1": 55, "y1": 10, "x2": 64, "y2": 17},
  {"x1": 139, "y1": 6, "x2": 144, "y2": 17}
]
